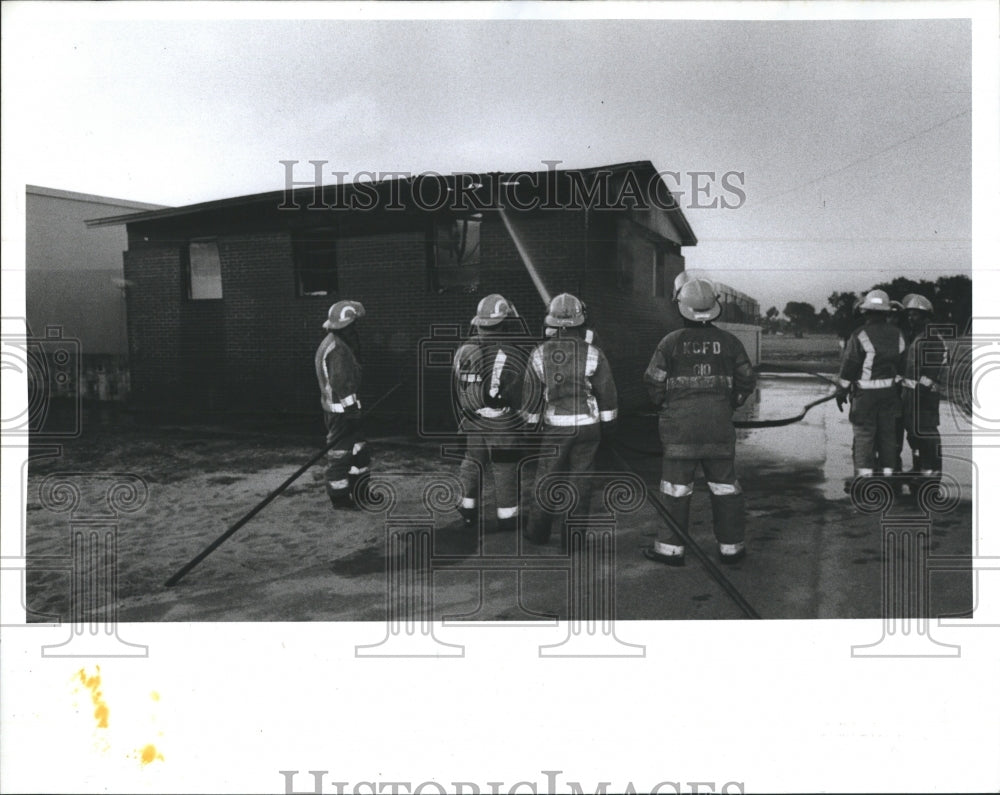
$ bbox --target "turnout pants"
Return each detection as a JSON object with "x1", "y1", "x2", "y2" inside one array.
[
  {"x1": 526, "y1": 423, "x2": 601, "y2": 543},
  {"x1": 324, "y1": 412, "x2": 370, "y2": 506},
  {"x1": 902, "y1": 389, "x2": 942, "y2": 474},
  {"x1": 658, "y1": 457, "x2": 745, "y2": 547},
  {"x1": 458, "y1": 423, "x2": 521, "y2": 525},
  {"x1": 849, "y1": 387, "x2": 902, "y2": 476}
]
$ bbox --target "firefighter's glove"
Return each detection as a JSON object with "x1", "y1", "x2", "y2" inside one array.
[
  {"x1": 601, "y1": 419, "x2": 618, "y2": 441},
  {"x1": 731, "y1": 392, "x2": 749, "y2": 409},
  {"x1": 344, "y1": 404, "x2": 363, "y2": 423},
  {"x1": 835, "y1": 388, "x2": 849, "y2": 413}
]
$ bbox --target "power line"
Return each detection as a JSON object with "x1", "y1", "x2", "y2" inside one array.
[{"x1": 755, "y1": 108, "x2": 971, "y2": 206}]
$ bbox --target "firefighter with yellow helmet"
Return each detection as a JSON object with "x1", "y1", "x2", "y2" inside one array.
[
  {"x1": 900, "y1": 293, "x2": 947, "y2": 484},
  {"x1": 315, "y1": 300, "x2": 370, "y2": 509},
  {"x1": 452, "y1": 294, "x2": 528, "y2": 533},
  {"x1": 522, "y1": 293, "x2": 618, "y2": 545},
  {"x1": 642, "y1": 278, "x2": 756, "y2": 566},
  {"x1": 835, "y1": 289, "x2": 906, "y2": 484}
]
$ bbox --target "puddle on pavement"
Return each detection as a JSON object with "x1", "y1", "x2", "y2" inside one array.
[{"x1": 622, "y1": 374, "x2": 972, "y2": 503}]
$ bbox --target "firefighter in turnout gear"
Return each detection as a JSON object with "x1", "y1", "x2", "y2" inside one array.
[
  {"x1": 453, "y1": 294, "x2": 529, "y2": 533},
  {"x1": 315, "y1": 300, "x2": 370, "y2": 509},
  {"x1": 543, "y1": 298, "x2": 602, "y2": 349},
  {"x1": 900, "y1": 293, "x2": 947, "y2": 485},
  {"x1": 835, "y1": 289, "x2": 906, "y2": 483},
  {"x1": 642, "y1": 278, "x2": 756, "y2": 566},
  {"x1": 522, "y1": 293, "x2": 618, "y2": 545}
]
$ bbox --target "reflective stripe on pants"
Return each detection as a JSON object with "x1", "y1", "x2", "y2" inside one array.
[
  {"x1": 325, "y1": 411, "x2": 369, "y2": 501},
  {"x1": 527, "y1": 424, "x2": 601, "y2": 541},
  {"x1": 660, "y1": 457, "x2": 745, "y2": 545},
  {"x1": 849, "y1": 388, "x2": 902, "y2": 473},
  {"x1": 458, "y1": 422, "x2": 522, "y2": 516}
]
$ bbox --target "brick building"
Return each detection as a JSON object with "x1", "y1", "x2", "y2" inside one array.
[{"x1": 89, "y1": 161, "x2": 758, "y2": 425}]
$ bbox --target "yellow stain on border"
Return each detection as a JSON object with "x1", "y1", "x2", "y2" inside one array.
[
  {"x1": 76, "y1": 666, "x2": 109, "y2": 729},
  {"x1": 139, "y1": 744, "x2": 165, "y2": 766}
]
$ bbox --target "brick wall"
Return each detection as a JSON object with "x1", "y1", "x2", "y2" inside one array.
[{"x1": 123, "y1": 205, "x2": 684, "y2": 423}]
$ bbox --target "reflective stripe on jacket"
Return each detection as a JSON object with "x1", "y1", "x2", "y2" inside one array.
[
  {"x1": 643, "y1": 325, "x2": 756, "y2": 458},
  {"x1": 315, "y1": 333, "x2": 362, "y2": 414},
  {"x1": 902, "y1": 330, "x2": 948, "y2": 395},
  {"x1": 838, "y1": 319, "x2": 905, "y2": 391},
  {"x1": 453, "y1": 338, "x2": 527, "y2": 423},
  {"x1": 522, "y1": 333, "x2": 617, "y2": 427}
]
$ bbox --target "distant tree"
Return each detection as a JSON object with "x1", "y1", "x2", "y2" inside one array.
[
  {"x1": 828, "y1": 291, "x2": 860, "y2": 341},
  {"x1": 869, "y1": 276, "x2": 935, "y2": 303},
  {"x1": 933, "y1": 275, "x2": 972, "y2": 333},
  {"x1": 764, "y1": 306, "x2": 779, "y2": 334},
  {"x1": 783, "y1": 301, "x2": 818, "y2": 335},
  {"x1": 816, "y1": 307, "x2": 831, "y2": 332},
  {"x1": 866, "y1": 274, "x2": 971, "y2": 334}
]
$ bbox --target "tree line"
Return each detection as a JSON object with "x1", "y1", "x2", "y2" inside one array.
[{"x1": 761, "y1": 275, "x2": 972, "y2": 340}]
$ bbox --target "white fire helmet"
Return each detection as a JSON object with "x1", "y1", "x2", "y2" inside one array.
[{"x1": 323, "y1": 300, "x2": 366, "y2": 330}]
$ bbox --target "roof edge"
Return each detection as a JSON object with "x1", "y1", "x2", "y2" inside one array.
[
  {"x1": 27, "y1": 184, "x2": 167, "y2": 212},
  {"x1": 85, "y1": 160, "x2": 697, "y2": 246}
]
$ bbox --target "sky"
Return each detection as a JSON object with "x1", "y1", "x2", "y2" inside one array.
[{"x1": 1, "y1": 8, "x2": 975, "y2": 313}]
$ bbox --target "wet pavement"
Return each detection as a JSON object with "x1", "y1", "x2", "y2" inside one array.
[
  {"x1": 24, "y1": 375, "x2": 974, "y2": 623},
  {"x1": 312, "y1": 373, "x2": 974, "y2": 623}
]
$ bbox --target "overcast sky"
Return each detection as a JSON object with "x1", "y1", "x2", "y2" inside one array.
[{"x1": 2, "y1": 7, "x2": 974, "y2": 312}]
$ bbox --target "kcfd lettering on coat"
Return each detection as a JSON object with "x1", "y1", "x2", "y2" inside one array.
[{"x1": 642, "y1": 278, "x2": 756, "y2": 567}]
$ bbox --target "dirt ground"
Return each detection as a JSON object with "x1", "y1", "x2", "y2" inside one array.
[{"x1": 21, "y1": 364, "x2": 975, "y2": 623}]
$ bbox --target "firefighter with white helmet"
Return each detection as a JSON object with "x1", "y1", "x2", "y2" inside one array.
[
  {"x1": 522, "y1": 292, "x2": 618, "y2": 545},
  {"x1": 835, "y1": 289, "x2": 906, "y2": 484},
  {"x1": 315, "y1": 300, "x2": 369, "y2": 508},
  {"x1": 543, "y1": 298, "x2": 602, "y2": 348},
  {"x1": 452, "y1": 293, "x2": 528, "y2": 532},
  {"x1": 900, "y1": 293, "x2": 947, "y2": 484},
  {"x1": 642, "y1": 278, "x2": 757, "y2": 566}
]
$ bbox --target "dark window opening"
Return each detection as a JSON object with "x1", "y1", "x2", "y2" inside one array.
[
  {"x1": 185, "y1": 240, "x2": 223, "y2": 300},
  {"x1": 428, "y1": 217, "x2": 481, "y2": 294},
  {"x1": 293, "y1": 234, "x2": 338, "y2": 297}
]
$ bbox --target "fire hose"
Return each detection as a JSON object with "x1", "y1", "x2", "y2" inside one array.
[
  {"x1": 500, "y1": 210, "x2": 765, "y2": 618},
  {"x1": 164, "y1": 381, "x2": 403, "y2": 587}
]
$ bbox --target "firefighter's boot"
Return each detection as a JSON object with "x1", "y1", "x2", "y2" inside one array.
[
  {"x1": 643, "y1": 495, "x2": 689, "y2": 566},
  {"x1": 457, "y1": 497, "x2": 478, "y2": 528},
  {"x1": 709, "y1": 489, "x2": 746, "y2": 564},
  {"x1": 349, "y1": 472, "x2": 371, "y2": 509}
]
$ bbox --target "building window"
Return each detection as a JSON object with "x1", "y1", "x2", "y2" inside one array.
[
  {"x1": 293, "y1": 233, "x2": 338, "y2": 297},
  {"x1": 429, "y1": 217, "x2": 481, "y2": 294},
  {"x1": 186, "y1": 240, "x2": 223, "y2": 300}
]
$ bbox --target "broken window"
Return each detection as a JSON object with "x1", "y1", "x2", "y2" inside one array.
[
  {"x1": 185, "y1": 240, "x2": 223, "y2": 300},
  {"x1": 429, "y1": 217, "x2": 481, "y2": 294}
]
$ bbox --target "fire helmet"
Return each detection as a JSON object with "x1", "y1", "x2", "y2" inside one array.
[
  {"x1": 902, "y1": 293, "x2": 934, "y2": 314},
  {"x1": 676, "y1": 278, "x2": 721, "y2": 322},
  {"x1": 323, "y1": 300, "x2": 366, "y2": 330},
  {"x1": 858, "y1": 289, "x2": 891, "y2": 312},
  {"x1": 545, "y1": 293, "x2": 586, "y2": 328},
  {"x1": 471, "y1": 294, "x2": 517, "y2": 327}
]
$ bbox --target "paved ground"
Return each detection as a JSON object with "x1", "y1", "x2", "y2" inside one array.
[{"x1": 22, "y1": 373, "x2": 974, "y2": 623}]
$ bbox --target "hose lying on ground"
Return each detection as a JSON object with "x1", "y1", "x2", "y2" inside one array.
[{"x1": 615, "y1": 361, "x2": 841, "y2": 457}]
